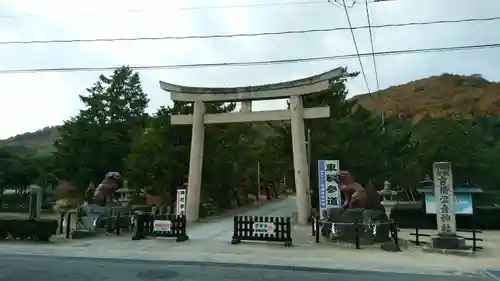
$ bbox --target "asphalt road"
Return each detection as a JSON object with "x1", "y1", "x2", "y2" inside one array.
[{"x1": 0, "y1": 254, "x2": 495, "y2": 281}]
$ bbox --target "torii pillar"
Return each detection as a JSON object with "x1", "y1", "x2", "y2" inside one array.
[{"x1": 160, "y1": 67, "x2": 344, "y2": 224}]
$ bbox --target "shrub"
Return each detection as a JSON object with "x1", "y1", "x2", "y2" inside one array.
[
  {"x1": 53, "y1": 198, "x2": 81, "y2": 213},
  {"x1": 0, "y1": 218, "x2": 58, "y2": 241}
]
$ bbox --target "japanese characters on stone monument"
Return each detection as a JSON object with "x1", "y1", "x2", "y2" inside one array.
[
  {"x1": 176, "y1": 189, "x2": 187, "y2": 215},
  {"x1": 318, "y1": 160, "x2": 340, "y2": 219},
  {"x1": 432, "y1": 162, "x2": 456, "y2": 234},
  {"x1": 318, "y1": 161, "x2": 327, "y2": 219},
  {"x1": 325, "y1": 160, "x2": 341, "y2": 209}
]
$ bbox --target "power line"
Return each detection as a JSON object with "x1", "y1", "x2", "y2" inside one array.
[
  {"x1": 2, "y1": 15, "x2": 498, "y2": 45},
  {"x1": 364, "y1": 0, "x2": 384, "y2": 128},
  {"x1": 0, "y1": 0, "x2": 400, "y2": 20},
  {"x1": 331, "y1": 0, "x2": 356, "y2": 9},
  {"x1": 1, "y1": 40, "x2": 496, "y2": 75},
  {"x1": 339, "y1": 0, "x2": 371, "y2": 93},
  {"x1": 364, "y1": 0, "x2": 380, "y2": 93},
  {"x1": 365, "y1": 6, "x2": 385, "y2": 133},
  {"x1": 0, "y1": 0, "x2": 327, "y2": 20}
]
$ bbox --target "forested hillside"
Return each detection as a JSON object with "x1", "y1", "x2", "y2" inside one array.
[{"x1": 3, "y1": 73, "x2": 499, "y2": 153}]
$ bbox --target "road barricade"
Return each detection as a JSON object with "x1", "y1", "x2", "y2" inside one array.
[
  {"x1": 231, "y1": 215, "x2": 292, "y2": 247},
  {"x1": 132, "y1": 212, "x2": 189, "y2": 242}
]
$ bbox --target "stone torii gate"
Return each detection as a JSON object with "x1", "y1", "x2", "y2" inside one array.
[{"x1": 160, "y1": 67, "x2": 343, "y2": 224}]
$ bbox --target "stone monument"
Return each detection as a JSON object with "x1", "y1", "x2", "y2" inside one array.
[
  {"x1": 430, "y1": 162, "x2": 466, "y2": 250},
  {"x1": 28, "y1": 185, "x2": 43, "y2": 219}
]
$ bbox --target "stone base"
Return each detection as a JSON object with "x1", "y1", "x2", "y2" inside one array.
[
  {"x1": 423, "y1": 245, "x2": 474, "y2": 256},
  {"x1": 431, "y1": 234, "x2": 467, "y2": 250}
]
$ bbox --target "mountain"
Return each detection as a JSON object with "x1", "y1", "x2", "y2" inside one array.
[
  {"x1": 2, "y1": 73, "x2": 499, "y2": 153},
  {"x1": 0, "y1": 126, "x2": 58, "y2": 155},
  {"x1": 353, "y1": 73, "x2": 500, "y2": 122}
]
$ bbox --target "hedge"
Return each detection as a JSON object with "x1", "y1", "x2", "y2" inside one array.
[
  {"x1": 390, "y1": 204, "x2": 500, "y2": 230},
  {"x1": 0, "y1": 218, "x2": 58, "y2": 241}
]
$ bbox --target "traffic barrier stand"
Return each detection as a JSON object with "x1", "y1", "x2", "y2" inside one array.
[
  {"x1": 231, "y1": 215, "x2": 292, "y2": 247},
  {"x1": 132, "y1": 212, "x2": 189, "y2": 242}
]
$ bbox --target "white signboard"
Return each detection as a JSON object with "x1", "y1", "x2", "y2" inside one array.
[
  {"x1": 252, "y1": 222, "x2": 276, "y2": 235},
  {"x1": 433, "y1": 162, "x2": 456, "y2": 234},
  {"x1": 318, "y1": 160, "x2": 340, "y2": 219},
  {"x1": 153, "y1": 220, "x2": 172, "y2": 232},
  {"x1": 176, "y1": 189, "x2": 186, "y2": 215}
]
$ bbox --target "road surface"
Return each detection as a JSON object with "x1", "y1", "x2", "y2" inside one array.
[
  {"x1": 188, "y1": 198, "x2": 297, "y2": 241},
  {"x1": 0, "y1": 254, "x2": 494, "y2": 281}
]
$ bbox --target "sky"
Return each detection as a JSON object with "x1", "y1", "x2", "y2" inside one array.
[{"x1": 0, "y1": 0, "x2": 499, "y2": 139}]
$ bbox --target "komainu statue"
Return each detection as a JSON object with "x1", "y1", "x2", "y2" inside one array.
[
  {"x1": 77, "y1": 172, "x2": 125, "y2": 232},
  {"x1": 322, "y1": 172, "x2": 390, "y2": 244},
  {"x1": 85, "y1": 172, "x2": 122, "y2": 206}
]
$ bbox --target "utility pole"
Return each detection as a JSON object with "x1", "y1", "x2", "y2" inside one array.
[
  {"x1": 257, "y1": 161, "x2": 261, "y2": 202},
  {"x1": 306, "y1": 128, "x2": 312, "y2": 211},
  {"x1": 307, "y1": 128, "x2": 312, "y2": 177}
]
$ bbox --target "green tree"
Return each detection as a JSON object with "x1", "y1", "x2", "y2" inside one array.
[
  {"x1": 54, "y1": 66, "x2": 149, "y2": 191},
  {"x1": 126, "y1": 106, "x2": 173, "y2": 196}
]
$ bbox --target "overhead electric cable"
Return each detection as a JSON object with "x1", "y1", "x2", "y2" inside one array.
[
  {"x1": 364, "y1": 0, "x2": 380, "y2": 93},
  {"x1": 339, "y1": 0, "x2": 371, "y2": 93},
  {"x1": 0, "y1": 0, "x2": 327, "y2": 19},
  {"x1": 364, "y1": 0, "x2": 384, "y2": 127},
  {"x1": 0, "y1": 41, "x2": 495, "y2": 75},
  {"x1": 1, "y1": 16, "x2": 498, "y2": 45}
]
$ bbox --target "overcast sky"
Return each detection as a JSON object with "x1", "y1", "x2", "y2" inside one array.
[{"x1": 0, "y1": 0, "x2": 499, "y2": 139}]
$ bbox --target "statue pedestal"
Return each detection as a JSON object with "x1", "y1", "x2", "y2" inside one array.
[
  {"x1": 431, "y1": 233, "x2": 466, "y2": 250},
  {"x1": 423, "y1": 233, "x2": 472, "y2": 256}
]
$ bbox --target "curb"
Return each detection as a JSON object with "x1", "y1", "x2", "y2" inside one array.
[
  {"x1": 485, "y1": 270, "x2": 500, "y2": 281},
  {"x1": 0, "y1": 248, "x2": 485, "y2": 277}
]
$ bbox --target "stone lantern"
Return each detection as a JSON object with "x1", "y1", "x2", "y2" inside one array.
[
  {"x1": 378, "y1": 180, "x2": 398, "y2": 216},
  {"x1": 116, "y1": 180, "x2": 133, "y2": 206}
]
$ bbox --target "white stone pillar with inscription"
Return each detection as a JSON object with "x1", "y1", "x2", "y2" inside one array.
[
  {"x1": 431, "y1": 162, "x2": 466, "y2": 249},
  {"x1": 186, "y1": 101, "x2": 205, "y2": 223},
  {"x1": 433, "y1": 162, "x2": 456, "y2": 234}
]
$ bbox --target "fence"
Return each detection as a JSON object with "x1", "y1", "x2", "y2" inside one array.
[
  {"x1": 231, "y1": 216, "x2": 292, "y2": 247},
  {"x1": 0, "y1": 192, "x2": 30, "y2": 213},
  {"x1": 132, "y1": 212, "x2": 189, "y2": 242},
  {"x1": 311, "y1": 215, "x2": 400, "y2": 250},
  {"x1": 405, "y1": 226, "x2": 483, "y2": 251}
]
